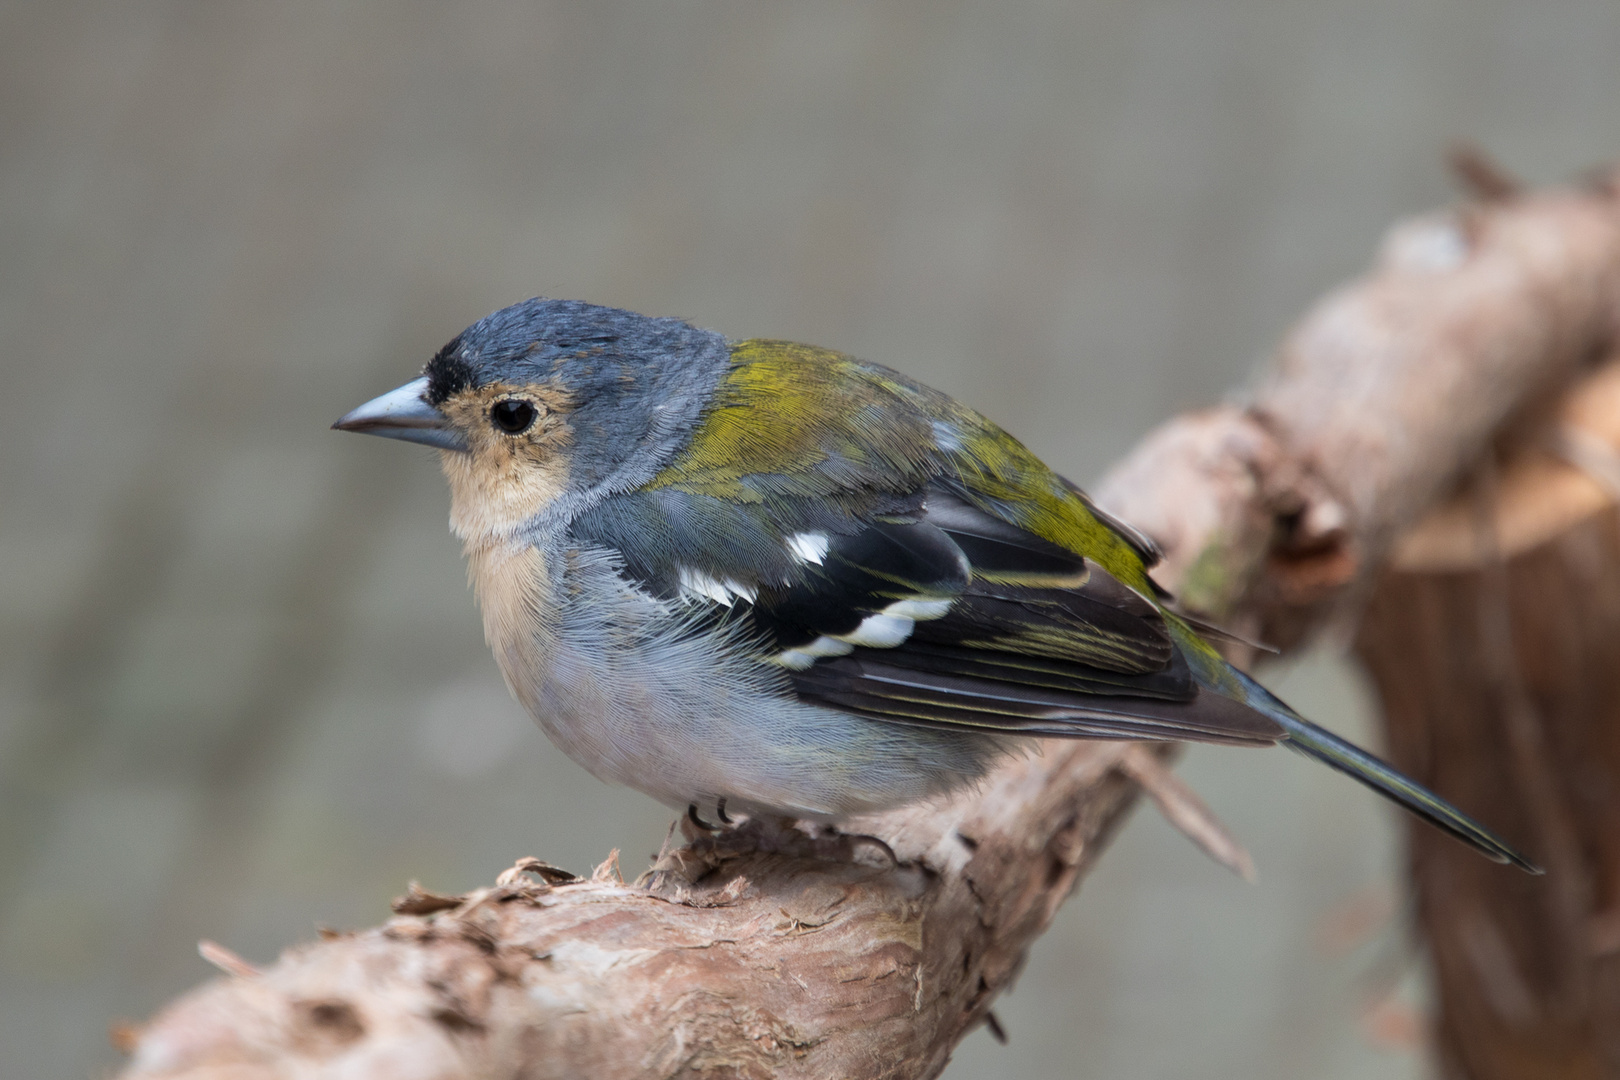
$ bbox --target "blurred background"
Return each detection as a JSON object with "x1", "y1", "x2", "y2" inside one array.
[{"x1": 3, "y1": 2, "x2": 1618, "y2": 1076}]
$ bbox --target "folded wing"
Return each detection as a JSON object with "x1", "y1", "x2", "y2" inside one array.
[{"x1": 570, "y1": 480, "x2": 1282, "y2": 746}]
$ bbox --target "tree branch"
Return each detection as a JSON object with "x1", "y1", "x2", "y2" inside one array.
[{"x1": 118, "y1": 167, "x2": 1620, "y2": 1080}]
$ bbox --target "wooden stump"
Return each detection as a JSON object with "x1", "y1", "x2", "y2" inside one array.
[{"x1": 1355, "y1": 362, "x2": 1620, "y2": 1080}]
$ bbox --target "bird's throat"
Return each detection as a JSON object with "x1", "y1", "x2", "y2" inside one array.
[
  {"x1": 440, "y1": 440, "x2": 570, "y2": 546},
  {"x1": 465, "y1": 540, "x2": 555, "y2": 715}
]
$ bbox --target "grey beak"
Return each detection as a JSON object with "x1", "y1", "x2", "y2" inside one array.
[{"x1": 332, "y1": 377, "x2": 468, "y2": 452}]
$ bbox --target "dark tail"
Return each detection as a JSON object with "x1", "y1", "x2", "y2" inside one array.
[{"x1": 1230, "y1": 667, "x2": 1541, "y2": 874}]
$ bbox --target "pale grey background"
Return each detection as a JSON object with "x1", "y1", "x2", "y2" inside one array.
[{"x1": 2, "y1": 3, "x2": 1616, "y2": 1077}]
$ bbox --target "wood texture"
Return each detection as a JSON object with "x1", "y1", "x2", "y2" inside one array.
[
  {"x1": 118, "y1": 173, "x2": 1620, "y2": 1080},
  {"x1": 1097, "y1": 171, "x2": 1620, "y2": 647},
  {"x1": 122, "y1": 747, "x2": 1145, "y2": 1080},
  {"x1": 1355, "y1": 359, "x2": 1620, "y2": 1080}
]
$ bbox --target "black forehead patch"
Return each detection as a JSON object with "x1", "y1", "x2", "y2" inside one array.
[{"x1": 423, "y1": 335, "x2": 475, "y2": 406}]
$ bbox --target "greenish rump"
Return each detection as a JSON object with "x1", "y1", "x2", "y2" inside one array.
[{"x1": 334, "y1": 298, "x2": 1537, "y2": 873}]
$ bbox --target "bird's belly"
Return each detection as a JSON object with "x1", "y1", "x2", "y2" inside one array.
[
  {"x1": 471, "y1": 540, "x2": 1001, "y2": 818},
  {"x1": 514, "y1": 636, "x2": 1003, "y2": 818}
]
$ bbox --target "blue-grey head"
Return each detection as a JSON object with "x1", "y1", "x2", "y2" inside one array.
[{"x1": 334, "y1": 298, "x2": 730, "y2": 541}]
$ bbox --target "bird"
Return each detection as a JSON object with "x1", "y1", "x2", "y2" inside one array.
[{"x1": 334, "y1": 297, "x2": 1536, "y2": 873}]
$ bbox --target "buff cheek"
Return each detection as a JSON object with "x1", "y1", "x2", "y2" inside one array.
[{"x1": 436, "y1": 383, "x2": 574, "y2": 544}]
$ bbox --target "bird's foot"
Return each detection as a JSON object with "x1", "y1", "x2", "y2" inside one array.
[{"x1": 681, "y1": 797, "x2": 740, "y2": 841}]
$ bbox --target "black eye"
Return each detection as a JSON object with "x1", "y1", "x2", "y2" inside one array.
[{"x1": 490, "y1": 399, "x2": 538, "y2": 434}]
